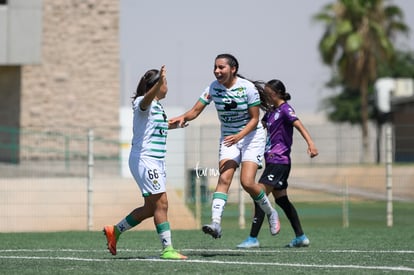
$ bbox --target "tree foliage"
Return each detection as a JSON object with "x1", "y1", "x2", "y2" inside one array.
[
  {"x1": 324, "y1": 50, "x2": 414, "y2": 125},
  {"x1": 313, "y1": 0, "x2": 410, "y2": 161},
  {"x1": 377, "y1": 50, "x2": 414, "y2": 78}
]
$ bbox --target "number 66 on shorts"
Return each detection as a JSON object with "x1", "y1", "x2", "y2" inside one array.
[{"x1": 129, "y1": 156, "x2": 166, "y2": 195}]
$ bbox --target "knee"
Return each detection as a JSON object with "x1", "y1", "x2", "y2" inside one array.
[
  {"x1": 240, "y1": 174, "x2": 255, "y2": 189},
  {"x1": 275, "y1": 195, "x2": 289, "y2": 206},
  {"x1": 240, "y1": 179, "x2": 251, "y2": 188},
  {"x1": 240, "y1": 181, "x2": 256, "y2": 193},
  {"x1": 218, "y1": 175, "x2": 232, "y2": 186},
  {"x1": 158, "y1": 197, "x2": 168, "y2": 211},
  {"x1": 149, "y1": 193, "x2": 168, "y2": 212},
  {"x1": 217, "y1": 174, "x2": 233, "y2": 192}
]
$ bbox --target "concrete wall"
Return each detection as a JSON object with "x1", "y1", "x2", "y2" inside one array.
[
  {"x1": 20, "y1": 0, "x2": 120, "y2": 130},
  {"x1": 0, "y1": 0, "x2": 121, "y2": 161},
  {"x1": 0, "y1": 0, "x2": 42, "y2": 64}
]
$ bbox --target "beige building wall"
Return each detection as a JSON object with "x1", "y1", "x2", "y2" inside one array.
[{"x1": 20, "y1": 0, "x2": 120, "y2": 148}]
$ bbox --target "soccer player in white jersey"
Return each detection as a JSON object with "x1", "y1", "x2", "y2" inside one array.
[
  {"x1": 169, "y1": 54, "x2": 280, "y2": 239},
  {"x1": 103, "y1": 65, "x2": 187, "y2": 260}
]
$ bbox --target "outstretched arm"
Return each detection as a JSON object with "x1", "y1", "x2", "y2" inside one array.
[
  {"x1": 293, "y1": 120, "x2": 318, "y2": 158},
  {"x1": 169, "y1": 100, "x2": 207, "y2": 129}
]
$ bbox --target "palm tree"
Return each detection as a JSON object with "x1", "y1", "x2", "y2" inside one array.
[{"x1": 314, "y1": 0, "x2": 409, "y2": 162}]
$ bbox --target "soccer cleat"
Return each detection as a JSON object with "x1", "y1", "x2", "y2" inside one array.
[
  {"x1": 202, "y1": 222, "x2": 222, "y2": 239},
  {"x1": 236, "y1": 236, "x2": 260, "y2": 249},
  {"x1": 267, "y1": 210, "x2": 281, "y2": 235},
  {"x1": 286, "y1": 234, "x2": 310, "y2": 248},
  {"x1": 160, "y1": 246, "x2": 187, "y2": 260},
  {"x1": 103, "y1": 225, "x2": 118, "y2": 255}
]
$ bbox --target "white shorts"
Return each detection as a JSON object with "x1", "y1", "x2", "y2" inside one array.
[
  {"x1": 128, "y1": 155, "x2": 166, "y2": 196},
  {"x1": 219, "y1": 127, "x2": 265, "y2": 167}
]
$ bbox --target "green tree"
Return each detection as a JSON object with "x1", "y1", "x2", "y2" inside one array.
[
  {"x1": 322, "y1": 86, "x2": 367, "y2": 124},
  {"x1": 314, "y1": 0, "x2": 409, "y2": 162},
  {"x1": 378, "y1": 50, "x2": 414, "y2": 78}
]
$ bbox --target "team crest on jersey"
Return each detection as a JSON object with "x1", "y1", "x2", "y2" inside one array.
[
  {"x1": 231, "y1": 87, "x2": 246, "y2": 97},
  {"x1": 153, "y1": 179, "x2": 161, "y2": 190},
  {"x1": 273, "y1": 112, "x2": 280, "y2": 121}
]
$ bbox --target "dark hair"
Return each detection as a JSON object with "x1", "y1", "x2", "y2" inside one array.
[
  {"x1": 215, "y1": 53, "x2": 239, "y2": 76},
  {"x1": 132, "y1": 69, "x2": 160, "y2": 102},
  {"x1": 266, "y1": 79, "x2": 291, "y2": 101},
  {"x1": 252, "y1": 80, "x2": 272, "y2": 112}
]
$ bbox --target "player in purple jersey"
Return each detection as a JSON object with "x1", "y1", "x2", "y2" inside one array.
[{"x1": 237, "y1": 79, "x2": 318, "y2": 249}]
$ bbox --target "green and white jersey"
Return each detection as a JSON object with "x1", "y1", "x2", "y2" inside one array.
[
  {"x1": 130, "y1": 96, "x2": 168, "y2": 159},
  {"x1": 199, "y1": 77, "x2": 263, "y2": 137}
]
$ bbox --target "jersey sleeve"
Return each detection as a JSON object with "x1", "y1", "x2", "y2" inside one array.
[
  {"x1": 246, "y1": 84, "x2": 261, "y2": 107},
  {"x1": 132, "y1": 96, "x2": 150, "y2": 114},
  {"x1": 283, "y1": 104, "x2": 299, "y2": 124},
  {"x1": 198, "y1": 86, "x2": 212, "y2": 105}
]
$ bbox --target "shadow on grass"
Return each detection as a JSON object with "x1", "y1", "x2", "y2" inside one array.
[{"x1": 190, "y1": 251, "x2": 244, "y2": 258}]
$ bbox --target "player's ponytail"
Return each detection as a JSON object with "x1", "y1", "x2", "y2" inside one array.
[{"x1": 254, "y1": 80, "x2": 272, "y2": 112}]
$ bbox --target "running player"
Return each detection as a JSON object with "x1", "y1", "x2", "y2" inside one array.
[
  {"x1": 169, "y1": 54, "x2": 280, "y2": 239},
  {"x1": 103, "y1": 65, "x2": 187, "y2": 259},
  {"x1": 237, "y1": 79, "x2": 318, "y2": 249}
]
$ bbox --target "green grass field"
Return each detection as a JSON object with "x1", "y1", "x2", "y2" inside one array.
[{"x1": 1, "y1": 201, "x2": 413, "y2": 274}]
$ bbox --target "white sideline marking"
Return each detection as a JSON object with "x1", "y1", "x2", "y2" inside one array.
[
  {"x1": 1, "y1": 254, "x2": 413, "y2": 272},
  {"x1": 1, "y1": 248, "x2": 414, "y2": 254},
  {"x1": 1, "y1": 249, "x2": 414, "y2": 272}
]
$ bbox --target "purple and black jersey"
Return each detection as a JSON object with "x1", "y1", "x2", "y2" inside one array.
[{"x1": 262, "y1": 102, "x2": 298, "y2": 164}]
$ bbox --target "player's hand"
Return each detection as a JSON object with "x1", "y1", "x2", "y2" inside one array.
[
  {"x1": 308, "y1": 145, "x2": 318, "y2": 158},
  {"x1": 168, "y1": 116, "x2": 188, "y2": 128},
  {"x1": 158, "y1": 65, "x2": 166, "y2": 85},
  {"x1": 223, "y1": 134, "x2": 240, "y2": 147}
]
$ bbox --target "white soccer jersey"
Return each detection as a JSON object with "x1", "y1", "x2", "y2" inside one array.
[
  {"x1": 130, "y1": 96, "x2": 168, "y2": 159},
  {"x1": 199, "y1": 77, "x2": 263, "y2": 137}
]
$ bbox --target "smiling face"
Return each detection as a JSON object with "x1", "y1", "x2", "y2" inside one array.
[{"x1": 214, "y1": 58, "x2": 237, "y2": 88}]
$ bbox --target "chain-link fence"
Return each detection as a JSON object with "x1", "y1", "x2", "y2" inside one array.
[{"x1": 0, "y1": 122, "x2": 413, "y2": 232}]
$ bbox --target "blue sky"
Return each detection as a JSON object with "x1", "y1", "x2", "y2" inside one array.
[{"x1": 120, "y1": 0, "x2": 414, "y2": 114}]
